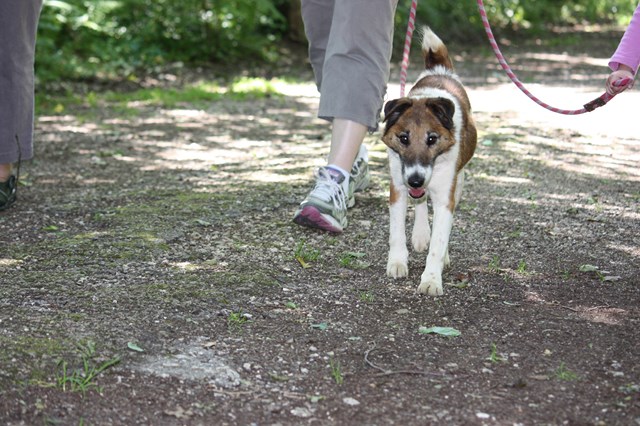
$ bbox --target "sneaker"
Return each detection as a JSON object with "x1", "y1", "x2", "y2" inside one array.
[
  {"x1": 293, "y1": 167, "x2": 349, "y2": 233},
  {"x1": 0, "y1": 175, "x2": 17, "y2": 211},
  {"x1": 350, "y1": 145, "x2": 371, "y2": 199}
]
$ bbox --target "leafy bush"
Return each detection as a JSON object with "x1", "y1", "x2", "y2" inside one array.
[
  {"x1": 36, "y1": 0, "x2": 636, "y2": 84},
  {"x1": 394, "y1": 0, "x2": 636, "y2": 42},
  {"x1": 36, "y1": 0, "x2": 286, "y2": 83}
]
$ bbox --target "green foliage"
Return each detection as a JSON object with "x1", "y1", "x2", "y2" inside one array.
[
  {"x1": 329, "y1": 358, "x2": 343, "y2": 385},
  {"x1": 55, "y1": 340, "x2": 121, "y2": 394},
  {"x1": 554, "y1": 362, "x2": 580, "y2": 381},
  {"x1": 35, "y1": 1, "x2": 636, "y2": 83},
  {"x1": 395, "y1": 0, "x2": 637, "y2": 44},
  {"x1": 37, "y1": 0, "x2": 287, "y2": 83}
]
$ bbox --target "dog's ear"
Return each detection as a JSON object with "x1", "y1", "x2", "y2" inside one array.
[
  {"x1": 383, "y1": 98, "x2": 413, "y2": 134},
  {"x1": 426, "y1": 98, "x2": 455, "y2": 131}
]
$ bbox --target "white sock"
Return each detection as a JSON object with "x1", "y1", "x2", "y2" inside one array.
[{"x1": 326, "y1": 164, "x2": 350, "y2": 190}]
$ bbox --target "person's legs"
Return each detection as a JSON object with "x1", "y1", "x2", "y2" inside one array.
[
  {"x1": 0, "y1": 164, "x2": 11, "y2": 182},
  {"x1": 294, "y1": 0, "x2": 397, "y2": 232},
  {"x1": 0, "y1": 0, "x2": 43, "y2": 209},
  {"x1": 300, "y1": 0, "x2": 334, "y2": 91}
]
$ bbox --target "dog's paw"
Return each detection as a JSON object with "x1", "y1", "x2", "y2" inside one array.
[
  {"x1": 444, "y1": 250, "x2": 451, "y2": 268},
  {"x1": 411, "y1": 228, "x2": 430, "y2": 253},
  {"x1": 387, "y1": 259, "x2": 409, "y2": 278},
  {"x1": 417, "y1": 274, "x2": 443, "y2": 296}
]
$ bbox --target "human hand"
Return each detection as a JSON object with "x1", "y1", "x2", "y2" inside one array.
[{"x1": 606, "y1": 66, "x2": 634, "y2": 96}]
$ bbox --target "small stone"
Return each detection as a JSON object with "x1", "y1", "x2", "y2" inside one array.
[
  {"x1": 343, "y1": 397, "x2": 360, "y2": 406},
  {"x1": 290, "y1": 407, "x2": 312, "y2": 418}
]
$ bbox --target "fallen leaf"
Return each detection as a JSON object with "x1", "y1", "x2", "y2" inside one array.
[
  {"x1": 419, "y1": 326, "x2": 461, "y2": 337},
  {"x1": 579, "y1": 264, "x2": 599, "y2": 272},
  {"x1": 127, "y1": 342, "x2": 144, "y2": 352},
  {"x1": 296, "y1": 256, "x2": 310, "y2": 269}
]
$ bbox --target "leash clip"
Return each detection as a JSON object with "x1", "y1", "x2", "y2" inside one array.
[{"x1": 583, "y1": 97, "x2": 607, "y2": 112}]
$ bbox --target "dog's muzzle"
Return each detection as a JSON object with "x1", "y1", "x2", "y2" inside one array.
[{"x1": 407, "y1": 174, "x2": 426, "y2": 199}]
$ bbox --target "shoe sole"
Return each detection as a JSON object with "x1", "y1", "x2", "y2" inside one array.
[{"x1": 293, "y1": 205, "x2": 344, "y2": 233}]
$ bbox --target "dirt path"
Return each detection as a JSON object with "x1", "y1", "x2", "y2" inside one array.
[{"x1": 1, "y1": 32, "x2": 639, "y2": 425}]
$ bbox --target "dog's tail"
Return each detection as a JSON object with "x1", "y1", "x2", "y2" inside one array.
[{"x1": 421, "y1": 27, "x2": 453, "y2": 71}]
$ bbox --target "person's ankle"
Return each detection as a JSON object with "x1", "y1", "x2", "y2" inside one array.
[{"x1": 0, "y1": 164, "x2": 12, "y2": 182}]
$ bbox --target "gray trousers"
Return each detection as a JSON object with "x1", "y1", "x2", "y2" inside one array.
[
  {"x1": 301, "y1": 0, "x2": 398, "y2": 131},
  {"x1": 0, "y1": 0, "x2": 43, "y2": 164}
]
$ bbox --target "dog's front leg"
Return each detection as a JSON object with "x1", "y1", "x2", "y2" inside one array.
[
  {"x1": 412, "y1": 199, "x2": 430, "y2": 252},
  {"x1": 417, "y1": 202, "x2": 454, "y2": 296},
  {"x1": 387, "y1": 151, "x2": 409, "y2": 278}
]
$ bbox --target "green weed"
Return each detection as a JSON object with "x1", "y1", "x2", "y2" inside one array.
[
  {"x1": 294, "y1": 240, "x2": 320, "y2": 268},
  {"x1": 516, "y1": 260, "x2": 528, "y2": 274},
  {"x1": 55, "y1": 340, "x2": 120, "y2": 394},
  {"x1": 329, "y1": 358, "x2": 343, "y2": 385},
  {"x1": 227, "y1": 311, "x2": 249, "y2": 330},
  {"x1": 488, "y1": 255, "x2": 501, "y2": 272},
  {"x1": 508, "y1": 228, "x2": 522, "y2": 238},
  {"x1": 488, "y1": 343, "x2": 505, "y2": 363},
  {"x1": 339, "y1": 252, "x2": 368, "y2": 269},
  {"x1": 554, "y1": 362, "x2": 579, "y2": 381},
  {"x1": 358, "y1": 291, "x2": 375, "y2": 303}
]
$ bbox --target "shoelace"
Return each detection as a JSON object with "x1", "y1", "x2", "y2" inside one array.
[
  {"x1": 313, "y1": 168, "x2": 348, "y2": 211},
  {"x1": 350, "y1": 158, "x2": 363, "y2": 178}
]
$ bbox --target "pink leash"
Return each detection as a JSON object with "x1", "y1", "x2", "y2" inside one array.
[
  {"x1": 476, "y1": 0, "x2": 629, "y2": 114},
  {"x1": 399, "y1": 0, "x2": 630, "y2": 113},
  {"x1": 399, "y1": 0, "x2": 417, "y2": 97}
]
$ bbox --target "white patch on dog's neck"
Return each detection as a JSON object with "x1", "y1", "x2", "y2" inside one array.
[{"x1": 415, "y1": 66, "x2": 461, "y2": 83}]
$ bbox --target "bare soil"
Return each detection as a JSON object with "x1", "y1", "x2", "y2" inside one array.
[{"x1": 1, "y1": 30, "x2": 639, "y2": 425}]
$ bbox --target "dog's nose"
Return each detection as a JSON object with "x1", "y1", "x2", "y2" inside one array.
[{"x1": 408, "y1": 174, "x2": 425, "y2": 188}]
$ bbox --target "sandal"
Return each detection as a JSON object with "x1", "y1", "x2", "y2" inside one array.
[{"x1": 0, "y1": 175, "x2": 17, "y2": 211}]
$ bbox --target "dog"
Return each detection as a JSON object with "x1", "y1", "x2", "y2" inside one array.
[{"x1": 382, "y1": 27, "x2": 476, "y2": 296}]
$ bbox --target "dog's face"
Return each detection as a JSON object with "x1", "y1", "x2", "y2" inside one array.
[{"x1": 382, "y1": 97, "x2": 456, "y2": 199}]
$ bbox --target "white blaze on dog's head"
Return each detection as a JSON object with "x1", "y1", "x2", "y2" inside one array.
[{"x1": 382, "y1": 96, "x2": 458, "y2": 199}]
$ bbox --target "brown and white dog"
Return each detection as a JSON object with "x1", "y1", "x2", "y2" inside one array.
[{"x1": 382, "y1": 27, "x2": 476, "y2": 296}]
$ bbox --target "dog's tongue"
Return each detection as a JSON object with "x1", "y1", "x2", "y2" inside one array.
[{"x1": 409, "y1": 188, "x2": 426, "y2": 199}]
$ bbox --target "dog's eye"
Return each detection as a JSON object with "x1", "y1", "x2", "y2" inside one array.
[
  {"x1": 398, "y1": 133, "x2": 410, "y2": 145},
  {"x1": 426, "y1": 133, "x2": 439, "y2": 146}
]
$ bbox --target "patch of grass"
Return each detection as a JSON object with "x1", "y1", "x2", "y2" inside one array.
[
  {"x1": 488, "y1": 343, "x2": 506, "y2": 363},
  {"x1": 554, "y1": 362, "x2": 579, "y2": 381},
  {"x1": 37, "y1": 77, "x2": 284, "y2": 116},
  {"x1": 508, "y1": 228, "x2": 522, "y2": 238},
  {"x1": 285, "y1": 301, "x2": 298, "y2": 309},
  {"x1": 488, "y1": 255, "x2": 501, "y2": 273},
  {"x1": 294, "y1": 240, "x2": 320, "y2": 268},
  {"x1": 227, "y1": 311, "x2": 250, "y2": 330},
  {"x1": 338, "y1": 251, "x2": 369, "y2": 269},
  {"x1": 329, "y1": 358, "x2": 343, "y2": 385},
  {"x1": 457, "y1": 201, "x2": 476, "y2": 212},
  {"x1": 55, "y1": 340, "x2": 120, "y2": 394},
  {"x1": 516, "y1": 260, "x2": 528, "y2": 274},
  {"x1": 358, "y1": 291, "x2": 375, "y2": 304},
  {"x1": 618, "y1": 383, "x2": 640, "y2": 395}
]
